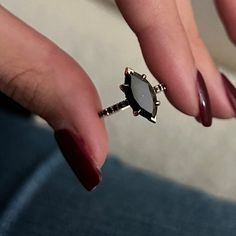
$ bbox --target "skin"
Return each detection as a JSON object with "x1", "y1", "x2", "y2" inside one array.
[{"x1": 0, "y1": 0, "x2": 235, "y2": 169}]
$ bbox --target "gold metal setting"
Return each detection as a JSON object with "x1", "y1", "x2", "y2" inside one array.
[{"x1": 99, "y1": 67, "x2": 166, "y2": 123}]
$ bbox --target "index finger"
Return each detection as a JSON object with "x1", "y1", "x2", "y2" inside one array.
[{"x1": 115, "y1": 0, "x2": 199, "y2": 117}]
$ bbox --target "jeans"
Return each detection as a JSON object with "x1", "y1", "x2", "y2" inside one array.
[{"x1": 1, "y1": 111, "x2": 236, "y2": 236}]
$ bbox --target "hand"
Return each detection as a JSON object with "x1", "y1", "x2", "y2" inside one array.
[
  {"x1": 0, "y1": 1, "x2": 235, "y2": 191},
  {"x1": 116, "y1": 0, "x2": 236, "y2": 121}
]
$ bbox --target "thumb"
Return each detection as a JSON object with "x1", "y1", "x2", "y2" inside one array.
[{"x1": 0, "y1": 6, "x2": 108, "y2": 191}]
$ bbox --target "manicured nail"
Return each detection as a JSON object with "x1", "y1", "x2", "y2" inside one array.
[
  {"x1": 221, "y1": 73, "x2": 236, "y2": 114},
  {"x1": 54, "y1": 129, "x2": 101, "y2": 191},
  {"x1": 196, "y1": 71, "x2": 212, "y2": 127}
]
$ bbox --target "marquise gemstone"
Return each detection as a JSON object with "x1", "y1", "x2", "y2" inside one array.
[
  {"x1": 130, "y1": 73, "x2": 154, "y2": 114},
  {"x1": 124, "y1": 71, "x2": 158, "y2": 122}
]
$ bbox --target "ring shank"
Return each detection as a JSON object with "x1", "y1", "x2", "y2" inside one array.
[
  {"x1": 98, "y1": 83, "x2": 166, "y2": 118},
  {"x1": 98, "y1": 99, "x2": 130, "y2": 117}
]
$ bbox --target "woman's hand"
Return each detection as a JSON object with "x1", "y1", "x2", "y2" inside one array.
[
  {"x1": 0, "y1": 6, "x2": 107, "y2": 191},
  {"x1": 116, "y1": 0, "x2": 236, "y2": 121},
  {"x1": 0, "y1": 1, "x2": 235, "y2": 191}
]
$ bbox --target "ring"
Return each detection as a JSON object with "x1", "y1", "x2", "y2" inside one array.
[{"x1": 99, "y1": 67, "x2": 166, "y2": 123}]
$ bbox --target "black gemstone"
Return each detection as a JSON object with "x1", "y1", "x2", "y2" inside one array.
[{"x1": 124, "y1": 71, "x2": 158, "y2": 123}]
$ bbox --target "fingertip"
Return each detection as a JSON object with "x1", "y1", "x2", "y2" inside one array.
[
  {"x1": 54, "y1": 128, "x2": 105, "y2": 191},
  {"x1": 196, "y1": 70, "x2": 213, "y2": 127}
]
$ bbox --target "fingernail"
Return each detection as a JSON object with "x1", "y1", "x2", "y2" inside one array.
[
  {"x1": 221, "y1": 73, "x2": 236, "y2": 114},
  {"x1": 54, "y1": 129, "x2": 101, "y2": 191},
  {"x1": 196, "y1": 71, "x2": 212, "y2": 127}
]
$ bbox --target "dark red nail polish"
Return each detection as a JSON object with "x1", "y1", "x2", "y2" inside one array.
[
  {"x1": 196, "y1": 71, "x2": 212, "y2": 127},
  {"x1": 221, "y1": 73, "x2": 236, "y2": 114},
  {"x1": 54, "y1": 129, "x2": 101, "y2": 191}
]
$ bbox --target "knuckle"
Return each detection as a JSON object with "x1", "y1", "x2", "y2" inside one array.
[
  {"x1": 1, "y1": 64, "x2": 51, "y2": 117},
  {"x1": 0, "y1": 43, "x2": 60, "y2": 117}
]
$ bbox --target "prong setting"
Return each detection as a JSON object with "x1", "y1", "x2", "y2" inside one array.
[
  {"x1": 133, "y1": 110, "x2": 141, "y2": 116},
  {"x1": 99, "y1": 67, "x2": 166, "y2": 124},
  {"x1": 119, "y1": 84, "x2": 129, "y2": 92},
  {"x1": 150, "y1": 117, "x2": 157, "y2": 123},
  {"x1": 142, "y1": 74, "x2": 147, "y2": 79},
  {"x1": 124, "y1": 69, "x2": 160, "y2": 123},
  {"x1": 125, "y1": 67, "x2": 134, "y2": 76}
]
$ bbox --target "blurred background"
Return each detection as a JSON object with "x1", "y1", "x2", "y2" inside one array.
[{"x1": 1, "y1": 0, "x2": 236, "y2": 200}]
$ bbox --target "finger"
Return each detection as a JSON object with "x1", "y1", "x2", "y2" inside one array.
[
  {"x1": 116, "y1": 0, "x2": 199, "y2": 117},
  {"x1": 214, "y1": 0, "x2": 236, "y2": 44},
  {"x1": 116, "y1": 0, "x2": 211, "y2": 126},
  {"x1": 175, "y1": 0, "x2": 235, "y2": 118},
  {"x1": 0, "y1": 6, "x2": 108, "y2": 191}
]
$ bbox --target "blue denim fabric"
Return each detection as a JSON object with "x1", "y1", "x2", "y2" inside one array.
[{"x1": 1, "y1": 111, "x2": 236, "y2": 236}]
